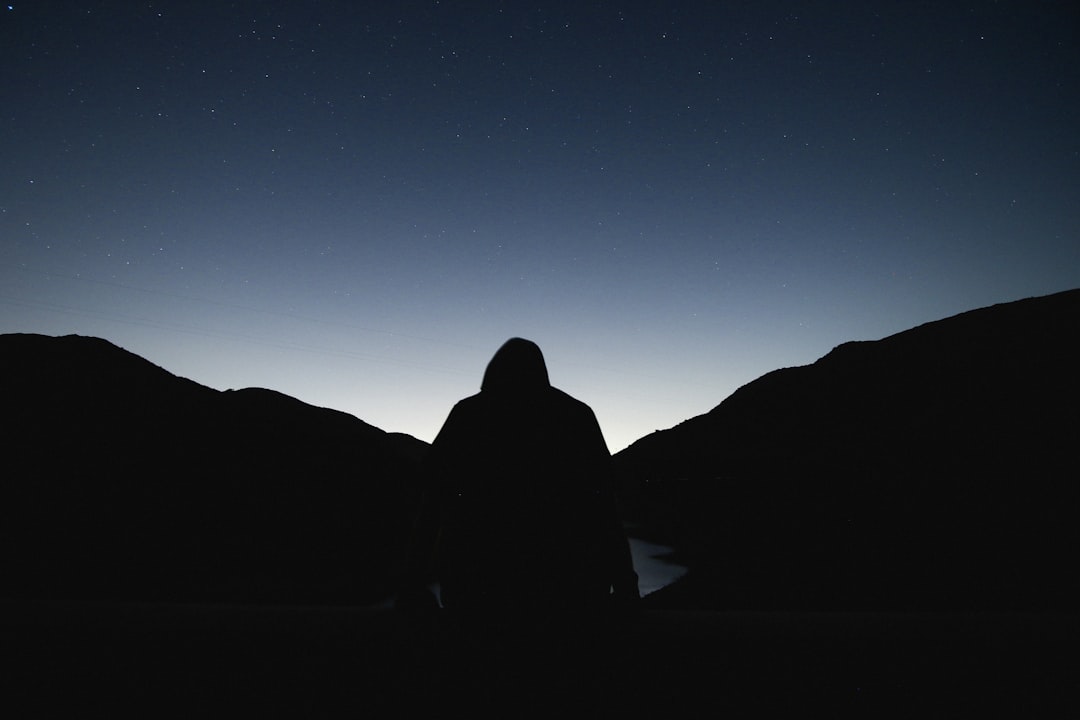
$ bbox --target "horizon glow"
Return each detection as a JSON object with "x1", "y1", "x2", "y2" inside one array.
[{"x1": 2, "y1": 2, "x2": 1077, "y2": 452}]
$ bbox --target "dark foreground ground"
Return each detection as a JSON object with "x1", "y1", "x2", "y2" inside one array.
[{"x1": 3, "y1": 601, "x2": 1075, "y2": 717}]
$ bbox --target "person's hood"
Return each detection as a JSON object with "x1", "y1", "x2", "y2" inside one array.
[{"x1": 480, "y1": 337, "x2": 550, "y2": 393}]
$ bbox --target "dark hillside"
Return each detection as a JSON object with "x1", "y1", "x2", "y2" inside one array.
[
  {"x1": 1, "y1": 334, "x2": 427, "y2": 604},
  {"x1": 615, "y1": 289, "x2": 1080, "y2": 610}
]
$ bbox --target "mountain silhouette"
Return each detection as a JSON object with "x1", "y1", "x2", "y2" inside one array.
[
  {"x1": 5, "y1": 291, "x2": 1077, "y2": 610},
  {"x1": 1, "y1": 334, "x2": 428, "y2": 604},
  {"x1": 3, "y1": 305, "x2": 1078, "y2": 715},
  {"x1": 615, "y1": 289, "x2": 1080, "y2": 611}
]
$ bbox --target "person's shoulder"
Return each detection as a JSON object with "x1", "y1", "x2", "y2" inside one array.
[
  {"x1": 548, "y1": 387, "x2": 597, "y2": 417},
  {"x1": 445, "y1": 391, "x2": 487, "y2": 420},
  {"x1": 452, "y1": 391, "x2": 483, "y2": 409},
  {"x1": 430, "y1": 392, "x2": 484, "y2": 431}
]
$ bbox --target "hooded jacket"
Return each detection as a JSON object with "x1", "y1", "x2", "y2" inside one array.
[{"x1": 404, "y1": 338, "x2": 638, "y2": 613}]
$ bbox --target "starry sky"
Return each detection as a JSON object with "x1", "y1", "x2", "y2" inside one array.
[{"x1": 2, "y1": 1, "x2": 1078, "y2": 452}]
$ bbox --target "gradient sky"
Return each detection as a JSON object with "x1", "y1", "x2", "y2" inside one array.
[{"x1": 3, "y1": 1, "x2": 1078, "y2": 452}]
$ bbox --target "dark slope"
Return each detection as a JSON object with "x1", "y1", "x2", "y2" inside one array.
[
  {"x1": 615, "y1": 289, "x2": 1080, "y2": 610},
  {"x1": 1, "y1": 334, "x2": 428, "y2": 604}
]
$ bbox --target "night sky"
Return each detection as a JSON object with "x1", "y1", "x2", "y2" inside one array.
[{"x1": 3, "y1": 1, "x2": 1078, "y2": 452}]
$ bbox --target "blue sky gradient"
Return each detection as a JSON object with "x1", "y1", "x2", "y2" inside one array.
[{"x1": 3, "y1": 2, "x2": 1077, "y2": 451}]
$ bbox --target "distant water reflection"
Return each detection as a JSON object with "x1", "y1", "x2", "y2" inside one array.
[{"x1": 629, "y1": 537, "x2": 687, "y2": 597}]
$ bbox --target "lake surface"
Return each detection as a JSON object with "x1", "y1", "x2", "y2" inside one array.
[{"x1": 628, "y1": 537, "x2": 687, "y2": 597}]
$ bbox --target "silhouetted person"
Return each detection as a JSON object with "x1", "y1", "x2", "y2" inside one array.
[{"x1": 398, "y1": 338, "x2": 639, "y2": 620}]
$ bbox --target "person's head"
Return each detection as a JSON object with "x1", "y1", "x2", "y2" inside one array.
[{"x1": 481, "y1": 338, "x2": 550, "y2": 394}]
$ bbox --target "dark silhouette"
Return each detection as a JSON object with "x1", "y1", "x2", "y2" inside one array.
[
  {"x1": 3, "y1": 311, "x2": 1077, "y2": 716},
  {"x1": 616, "y1": 288, "x2": 1080, "y2": 611},
  {"x1": 398, "y1": 338, "x2": 639, "y2": 618},
  {"x1": 0, "y1": 333, "x2": 427, "y2": 605}
]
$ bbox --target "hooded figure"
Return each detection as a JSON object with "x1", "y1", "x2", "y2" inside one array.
[{"x1": 399, "y1": 338, "x2": 639, "y2": 615}]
